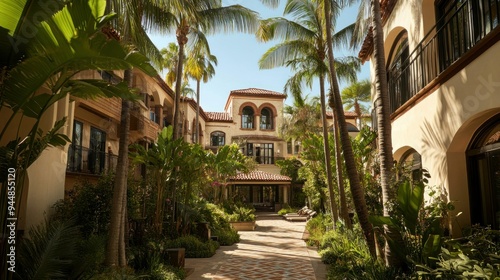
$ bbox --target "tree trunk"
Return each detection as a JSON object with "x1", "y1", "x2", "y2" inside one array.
[
  {"x1": 323, "y1": 0, "x2": 376, "y2": 257},
  {"x1": 333, "y1": 116, "x2": 352, "y2": 229},
  {"x1": 371, "y1": 0, "x2": 401, "y2": 267},
  {"x1": 106, "y1": 69, "x2": 131, "y2": 267},
  {"x1": 174, "y1": 23, "x2": 189, "y2": 140},
  {"x1": 195, "y1": 79, "x2": 200, "y2": 144},
  {"x1": 319, "y1": 74, "x2": 338, "y2": 225}
]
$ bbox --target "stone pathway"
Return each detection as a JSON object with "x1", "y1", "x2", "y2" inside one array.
[{"x1": 185, "y1": 213, "x2": 327, "y2": 280}]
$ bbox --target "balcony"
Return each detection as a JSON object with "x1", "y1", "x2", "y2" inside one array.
[
  {"x1": 67, "y1": 145, "x2": 117, "y2": 175},
  {"x1": 130, "y1": 106, "x2": 161, "y2": 141},
  {"x1": 387, "y1": 0, "x2": 499, "y2": 115}
]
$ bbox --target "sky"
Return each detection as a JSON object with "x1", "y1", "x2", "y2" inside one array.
[{"x1": 148, "y1": 1, "x2": 370, "y2": 113}]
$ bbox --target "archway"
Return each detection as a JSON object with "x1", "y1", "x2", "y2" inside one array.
[{"x1": 466, "y1": 113, "x2": 500, "y2": 229}]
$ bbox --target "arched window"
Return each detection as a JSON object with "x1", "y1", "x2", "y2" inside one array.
[
  {"x1": 241, "y1": 106, "x2": 254, "y2": 129},
  {"x1": 260, "y1": 107, "x2": 273, "y2": 130},
  {"x1": 467, "y1": 115, "x2": 500, "y2": 229},
  {"x1": 400, "y1": 148, "x2": 423, "y2": 181},
  {"x1": 210, "y1": 131, "x2": 225, "y2": 146},
  {"x1": 387, "y1": 30, "x2": 410, "y2": 113}
]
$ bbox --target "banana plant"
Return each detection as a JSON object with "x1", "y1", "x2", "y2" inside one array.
[
  {"x1": 0, "y1": 0, "x2": 157, "y2": 277},
  {"x1": 369, "y1": 177, "x2": 444, "y2": 267}
]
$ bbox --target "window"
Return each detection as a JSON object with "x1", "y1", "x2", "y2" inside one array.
[
  {"x1": 400, "y1": 149, "x2": 423, "y2": 181},
  {"x1": 210, "y1": 131, "x2": 225, "y2": 146},
  {"x1": 67, "y1": 121, "x2": 83, "y2": 172},
  {"x1": 287, "y1": 141, "x2": 292, "y2": 154},
  {"x1": 467, "y1": 115, "x2": 500, "y2": 229},
  {"x1": 260, "y1": 108, "x2": 273, "y2": 129},
  {"x1": 387, "y1": 30, "x2": 410, "y2": 113},
  {"x1": 89, "y1": 127, "x2": 106, "y2": 174},
  {"x1": 437, "y1": 0, "x2": 499, "y2": 71},
  {"x1": 261, "y1": 143, "x2": 274, "y2": 164},
  {"x1": 241, "y1": 106, "x2": 254, "y2": 129}
]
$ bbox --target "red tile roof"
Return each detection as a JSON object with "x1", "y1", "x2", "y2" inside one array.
[
  {"x1": 230, "y1": 171, "x2": 291, "y2": 182},
  {"x1": 326, "y1": 111, "x2": 358, "y2": 118},
  {"x1": 206, "y1": 112, "x2": 233, "y2": 122},
  {"x1": 230, "y1": 88, "x2": 286, "y2": 98}
]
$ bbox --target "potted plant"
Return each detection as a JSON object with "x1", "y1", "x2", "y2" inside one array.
[{"x1": 228, "y1": 206, "x2": 256, "y2": 231}]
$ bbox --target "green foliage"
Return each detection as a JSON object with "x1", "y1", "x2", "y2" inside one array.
[
  {"x1": 276, "y1": 158, "x2": 304, "y2": 183},
  {"x1": 164, "y1": 235, "x2": 219, "y2": 258},
  {"x1": 194, "y1": 202, "x2": 240, "y2": 245},
  {"x1": 227, "y1": 206, "x2": 256, "y2": 222},
  {"x1": 369, "y1": 179, "x2": 450, "y2": 268},
  {"x1": 417, "y1": 227, "x2": 500, "y2": 279},
  {"x1": 319, "y1": 226, "x2": 371, "y2": 266},
  {"x1": 277, "y1": 203, "x2": 297, "y2": 215},
  {"x1": 128, "y1": 242, "x2": 186, "y2": 280},
  {"x1": 305, "y1": 213, "x2": 332, "y2": 247},
  {"x1": 52, "y1": 175, "x2": 114, "y2": 237},
  {"x1": 16, "y1": 219, "x2": 105, "y2": 280}
]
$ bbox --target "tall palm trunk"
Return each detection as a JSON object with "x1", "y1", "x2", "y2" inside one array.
[
  {"x1": 106, "y1": 69, "x2": 132, "y2": 267},
  {"x1": 323, "y1": 0, "x2": 376, "y2": 257},
  {"x1": 195, "y1": 79, "x2": 200, "y2": 143},
  {"x1": 371, "y1": 0, "x2": 400, "y2": 267},
  {"x1": 333, "y1": 115, "x2": 352, "y2": 229},
  {"x1": 174, "y1": 23, "x2": 189, "y2": 140},
  {"x1": 319, "y1": 73, "x2": 338, "y2": 224}
]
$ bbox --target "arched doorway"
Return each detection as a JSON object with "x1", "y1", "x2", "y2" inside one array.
[{"x1": 467, "y1": 114, "x2": 500, "y2": 229}]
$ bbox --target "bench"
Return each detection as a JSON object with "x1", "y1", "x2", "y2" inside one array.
[{"x1": 285, "y1": 209, "x2": 316, "y2": 222}]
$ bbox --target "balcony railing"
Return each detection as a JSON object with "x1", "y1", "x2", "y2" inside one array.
[
  {"x1": 387, "y1": 0, "x2": 499, "y2": 114},
  {"x1": 67, "y1": 145, "x2": 117, "y2": 175}
]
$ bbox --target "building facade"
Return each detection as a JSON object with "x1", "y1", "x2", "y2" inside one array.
[{"x1": 361, "y1": 0, "x2": 500, "y2": 234}]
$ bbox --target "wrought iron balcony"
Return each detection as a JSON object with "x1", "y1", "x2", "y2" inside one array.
[
  {"x1": 387, "y1": 0, "x2": 499, "y2": 114},
  {"x1": 67, "y1": 145, "x2": 117, "y2": 175}
]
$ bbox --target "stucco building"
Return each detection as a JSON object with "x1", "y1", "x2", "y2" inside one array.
[{"x1": 361, "y1": 0, "x2": 500, "y2": 234}]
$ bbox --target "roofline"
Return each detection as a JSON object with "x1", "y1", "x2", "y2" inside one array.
[{"x1": 358, "y1": 0, "x2": 398, "y2": 62}]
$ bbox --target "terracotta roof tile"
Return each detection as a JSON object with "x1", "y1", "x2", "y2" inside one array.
[
  {"x1": 358, "y1": 0, "x2": 398, "y2": 61},
  {"x1": 206, "y1": 112, "x2": 233, "y2": 122},
  {"x1": 230, "y1": 171, "x2": 291, "y2": 182},
  {"x1": 230, "y1": 88, "x2": 286, "y2": 98},
  {"x1": 326, "y1": 111, "x2": 358, "y2": 118}
]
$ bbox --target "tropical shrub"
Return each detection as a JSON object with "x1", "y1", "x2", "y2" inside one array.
[
  {"x1": 53, "y1": 175, "x2": 114, "y2": 237},
  {"x1": 417, "y1": 226, "x2": 500, "y2": 279},
  {"x1": 305, "y1": 213, "x2": 332, "y2": 247},
  {"x1": 277, "y1": 203, "x2": 297, "y2": 215},
  {"x1": 190, "y1": 201, "x2": 240, "y2": 245},
  {"x1": 16, "y1": 219, "x2": 105, "y2": 280},
  {"x1": 227, "y1": 206, "x2": 256, "y2": 222},
  {"x1": 164, "y1": 235, "x2": 219, "y2": 258},
  {"x1": 128, "y1": 242, "x2": 185, "y2": 280}
]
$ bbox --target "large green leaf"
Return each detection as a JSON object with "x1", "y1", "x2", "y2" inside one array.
[
  {"x1": 397, "y1": 181, "x2": 424, "y2": 235},
  {"x1": 1, "y1": 0, "x2": 157, "y2": 121}
]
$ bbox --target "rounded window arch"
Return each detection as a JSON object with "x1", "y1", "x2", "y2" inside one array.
[
  {"x1": 241, "y1": 106, "x2": 255, "y2": 129},
  {"x1": 387, "y1": 30, "x2": 410, "y2": 112},
  {"x1": 467, "y1": 114, "x2": 500, "y2": 228},
  {"x1": 210, "y1": 131, "x2": 225, "y2": 146},
  {"x1": 260, "y1": 107, "x2": 273, "y2": 130},
  {"x1": 400, "y1": 148, "x2": 423, "y2": 181}
]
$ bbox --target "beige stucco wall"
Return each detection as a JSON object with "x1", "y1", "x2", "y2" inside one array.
[{"x1": 371, "y1": 0, "x2": 500, "y2": 235}]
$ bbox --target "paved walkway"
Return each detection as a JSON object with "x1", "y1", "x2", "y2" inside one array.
[{"x1": 185, "y1": 213, "x2": 327, "y2": 280}]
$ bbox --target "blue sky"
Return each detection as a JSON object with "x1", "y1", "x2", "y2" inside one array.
[{"x1": 148, "y1": 1, "x2": 369, "y2": 113}]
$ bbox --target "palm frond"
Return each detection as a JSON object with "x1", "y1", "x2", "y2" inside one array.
[
  {"x1": 16, "y1": 219, "x2": 81, "y2": 280},
  {"x1": 257, "y1": 17, "x2": 316, "y2": 43},
  {"x1": 259, "y1": 40, "x2": 313, "y2": 69},
  {"x1": 200, "y1": 5, "x2": 259, "y2": 34}
]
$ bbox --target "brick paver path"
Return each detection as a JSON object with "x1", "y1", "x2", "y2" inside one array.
[{"x1": 185, "y1": 213, "x2": 327, "y2": 280}]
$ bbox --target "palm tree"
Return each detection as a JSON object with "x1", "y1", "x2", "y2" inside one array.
[
  {"x1": 323, "y1": 0, "x2": 376, "y2": 257},
  {"x1": 103, "y1": 0, "x2": 176, "y2": 267},
  {"x1": 164, "y1": 1, "x2": 259, "y2": 139},
  {"x1": 0, "y1": 0, "x2": 157, "y2": 276},
  {"x1": 352, "y1": 0, "x2": 399, "y2": 266},
  {"x1": 258, "y1": 0, "x2": 360, "y2": 226},
  {"x1": 184, "y1": 45, "x2": 217, "y2": 144},
  {"x1": 341, "y1": 79, "x2": 371, "y2": 128}
]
